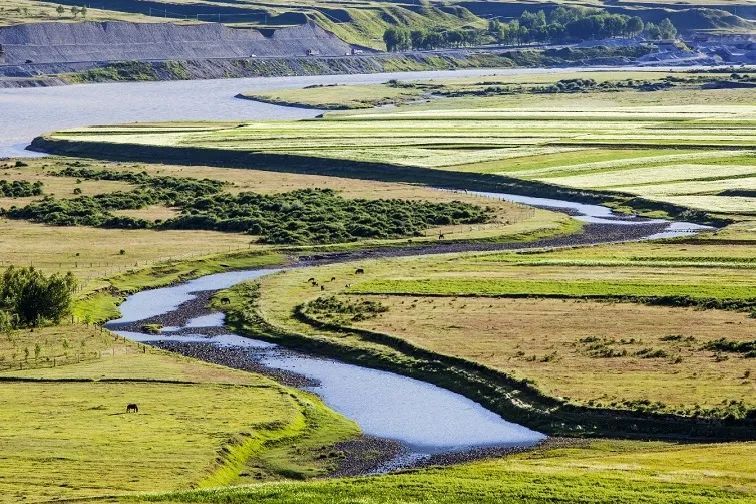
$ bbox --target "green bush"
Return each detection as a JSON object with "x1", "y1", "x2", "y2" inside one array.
[
  {"x1": 5, "y1": 169, "x2": 492, "y2": 245},
  {"x1": 0, "y1": 266, "x2": 76, "y2": 327},
  {"x1": 0, "y1": 179, "x2": 43, "y2": 197}
]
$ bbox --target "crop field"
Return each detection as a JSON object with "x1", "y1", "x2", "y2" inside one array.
[{"x1": 43, "y1": 77, "x2": 756, "y2": 215}]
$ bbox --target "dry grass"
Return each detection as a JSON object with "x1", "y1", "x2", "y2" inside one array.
[
  {"x1": 348, "y1": 295, "x2": 755, "y2": 411},
  {"x1": 0, "y1": 157, "x2": 570, "y2": 294}
]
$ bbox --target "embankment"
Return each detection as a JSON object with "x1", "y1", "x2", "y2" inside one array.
[{"x1": 0, "y1": 21, "x2": 356, "y2": 65}]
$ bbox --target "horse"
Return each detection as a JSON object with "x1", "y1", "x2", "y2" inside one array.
[
  {"x1": 330, "y1": 276, "x2": 336, "y2": 282},
  {"x1": 220, "y1": 297, "x2": 231, "y2": 305},
  {"x1": 355, "y1": 268, "x2": 365, "y2": 274},
  {"x1": 438, "y1": 233, "x2": 445, "y2": 240},
  {"x1": 126, "y1": 403, "x2": 139, "y2": 413}
]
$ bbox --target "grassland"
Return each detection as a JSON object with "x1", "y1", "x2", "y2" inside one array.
[
  {"x1": 247, "y1": 235, "x2": 755, "y2": 418},
  {"x1": 119, "y1": 439, "x2": 755, "y2": 503},
  {"x1": 39, "y1": 73, "x2": 756, "y2": 216},
  {"x1": 0, "y1": 322, "x2": 361, "y2": 502},
  {"x1": 0, "y1": 156, "x2": 571, "y2": 287}
]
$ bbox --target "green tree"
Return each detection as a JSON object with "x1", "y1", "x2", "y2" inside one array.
[
  {"x1": 0, "y1": 266, "x2": 77, "y2": 327},
  {"x1": 56, "y1": 4, "x2": 65, "y2": 16},
  {"x1": 658, "y1": 18, "x2": 677, "y2": 39},
  {"x1": 627, "y1": 16, "x2": 644, "y2": 36},
  {"x1": 645, "y1": 22, "x2": 662, "y2": 40}
]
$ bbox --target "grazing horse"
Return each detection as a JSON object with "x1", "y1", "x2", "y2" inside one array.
[
  {"x1": 126, "y1": 403, "x2": 139, "y2": 413},
  {"x1": 330, "y1": 276, "x2": 336, "y2": 282},
  {"x1": 307, "y1": 277, "x2": 316, "y2": 283},
  {"x1": 355, "y1": 268, "x2": 365, "y2": 274},
  {"x1": 220, "y1": 297, "x2": 231, "y2": 305},
  {"x1": 438, "y1": 233, "x2": 445, "y2": 240}
]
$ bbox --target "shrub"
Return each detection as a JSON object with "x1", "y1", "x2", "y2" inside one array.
[{"x1": 0, "y1": 266, "x2": 76, "y2": 326}]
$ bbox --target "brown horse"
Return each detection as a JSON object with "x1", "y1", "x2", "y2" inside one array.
[{"x1": 126, "y1": 403, "x2": 139, "y2": 413}]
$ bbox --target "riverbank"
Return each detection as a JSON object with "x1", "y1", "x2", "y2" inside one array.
[{"x1": 0, "y1": 43, "x2": 666, "y2": 88}]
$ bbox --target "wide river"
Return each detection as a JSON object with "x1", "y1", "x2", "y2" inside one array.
[{"x1": 0, "y1": 65, "x2": 699, "y2": 158}]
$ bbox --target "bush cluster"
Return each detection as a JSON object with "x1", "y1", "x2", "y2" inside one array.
[
  {"x1": 5, "y1": 169, "x2": 492, "y2": 245},
  {"x1": 0, "y1": 266, "x2": 76, "y2": 328},
  {"x1": 0, "y1": 179, "x2": 43, "y2": 197},
  {"x1": 305, "y1": 296, "x2": 389, "y2": 322}
]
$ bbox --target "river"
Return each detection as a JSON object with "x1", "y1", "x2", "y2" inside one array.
[{"x1": 106, "y1": 267, "x2": 546, "y2": 464}]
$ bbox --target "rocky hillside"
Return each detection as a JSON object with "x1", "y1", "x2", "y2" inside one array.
[{"x1": 0, "y1": 21, "x2": 356, "y2": 65}]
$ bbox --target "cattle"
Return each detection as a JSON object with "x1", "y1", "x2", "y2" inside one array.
[
  {"x1": 126, "y1": 403, "x2": 139, "y2": 413},
  {"x1": 220, "y1": 297, "x2": 231, "y2": 305},
  {"x1": 438, "y1": 233, "x2": 445, "y2": 240},
  {"x1": 355, "y1": 268, "x2": 365, "y2": 274},
  {"x1": 321, "y1": 285, "x2": 325, "y2": 291},
  {"x1": 331, "y1": 276, "x2": 336, "y2": 282},
  {"x1": 307, "y1": 277, "x2": 315, "y2": 283}
]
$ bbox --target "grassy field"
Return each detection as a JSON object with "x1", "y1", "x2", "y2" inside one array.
[
  {"x1": 250, "y1": 236, "x2": 755, "y2": 416},
  {"x1": 41, "y1": 74, "x2": 756, "y2": 215},
  {"x1": 0, "y1": 156, "x2": 572, "y2": 295},
  {"x1": 119, "y1": 439, "x2": 756, "y2": 503},
  {"x1": 0, "y1": 323, "x2": 360, "y2": 502}
]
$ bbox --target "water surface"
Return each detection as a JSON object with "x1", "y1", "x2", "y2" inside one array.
[{"x1": 109, "y1": 267, "x2": 545, "y2": 455}]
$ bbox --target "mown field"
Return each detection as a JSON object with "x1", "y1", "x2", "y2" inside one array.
[{"x1": 41, "y1": 74, "x2": 756, "y2": 215}]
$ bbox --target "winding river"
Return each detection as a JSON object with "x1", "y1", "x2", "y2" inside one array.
[
  {"x1": 107, "y1": 268, "x2": 546, "y2": 458},
  {"x1": 5, "y1": 68, "x2": 713, "y2": 467}
]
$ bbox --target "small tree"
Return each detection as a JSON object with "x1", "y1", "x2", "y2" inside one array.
[
  {"x1": 645, "y1": 22, "x2": 661, "y2": 40},
  {"x1": 658, "y1": 18, "x2": 677, "y2": 39},
  {"x1": 80, "y1": 5, "x2": 87, "y2": 17},
  {"x1": 70, "y1": 6, "x2": 78, "y2": 18},
  {"x1": 627, "y1": 16, "x2": 644, "y2": 37},
  {"x1": 56, "y1": 5, "x2": 65, "y2": 16}
]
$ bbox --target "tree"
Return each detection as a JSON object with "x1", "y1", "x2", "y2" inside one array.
[
  {"x1": 70, "y1": 5, "x2": 78, "y2": 18},
  {"x1": 56, "y1": 5, "x2": 65, "y2": 16},
  {"x1": 658, "y1": 18, "x2": 677, "y2": 39},
  {"x1": 383, "y1": 27, "x2": 400, "y2": 51},
  {"x1": 0, "y1": 266, "x2": 76, "y2": 327},
  {"x1": 410, "y1": 29, "x2": 426, "y2": 50},
  {"x1": 80, "y1": 5, "x2": 87, "y2": 17},
  {"x1": 645, "y1": 22, "x2": 662, "y2": 40},
  {"x1": 603, "y1": 15, "x2": 627, "y2": 38},
  {"x1": 627, "y1": 16, "x2": 644, "y2": 37}
]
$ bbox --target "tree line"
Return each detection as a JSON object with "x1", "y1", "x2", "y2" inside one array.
[{"x1": 384, "y1": 6, "x2": 678, "y2": 51}]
